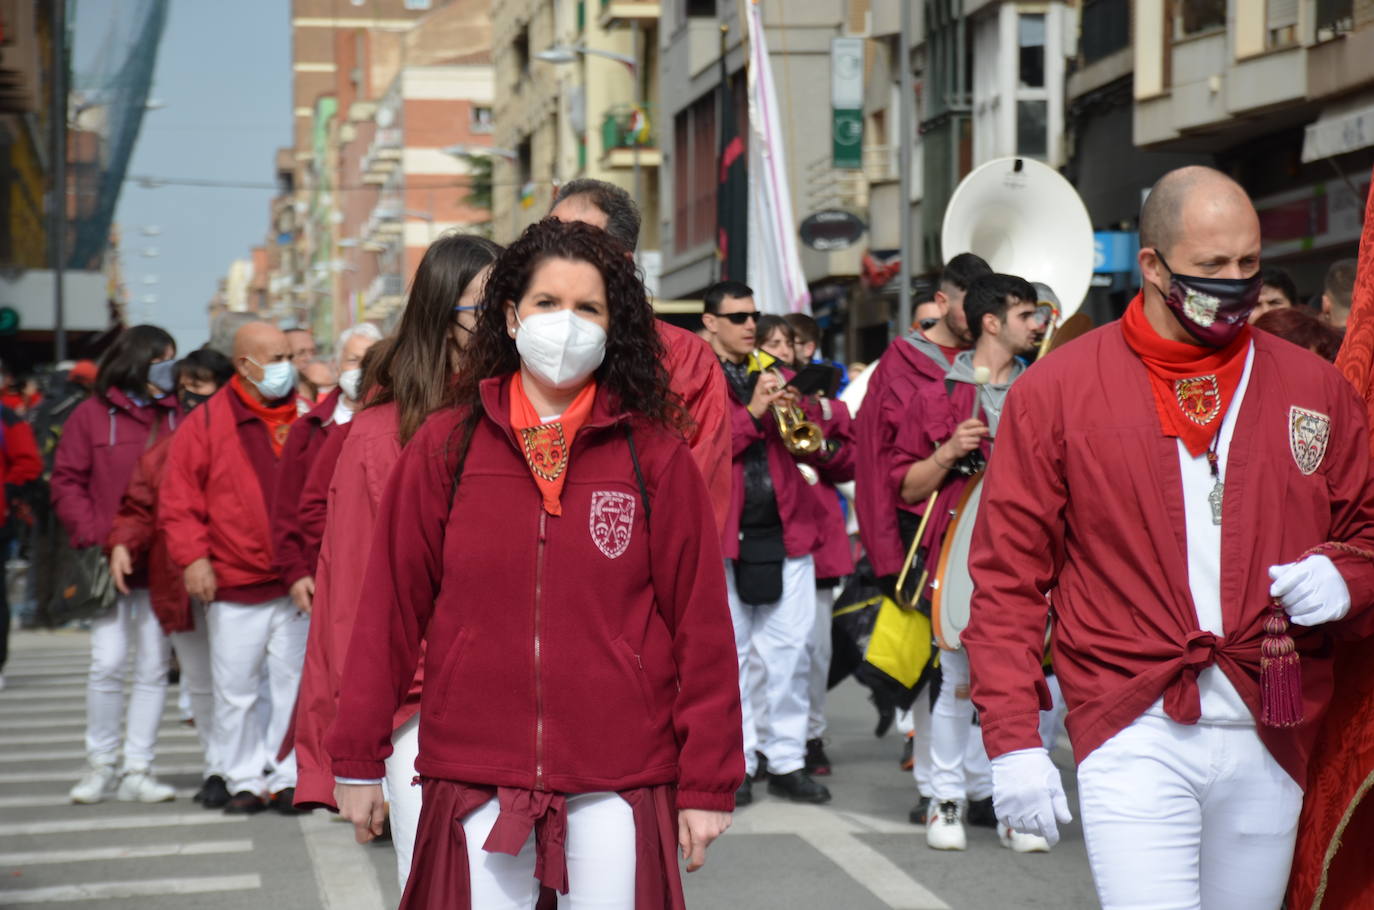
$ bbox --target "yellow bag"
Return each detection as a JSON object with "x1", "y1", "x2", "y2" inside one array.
[{"x1": 866, "y1": 597, "x2": 935, "y2": 691}]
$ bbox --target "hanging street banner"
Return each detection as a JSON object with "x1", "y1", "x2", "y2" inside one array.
[{"x1": 832, "y1": 37, "x2": 864, "y2": 170}]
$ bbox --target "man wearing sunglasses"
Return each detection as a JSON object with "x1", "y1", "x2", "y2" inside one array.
[{"x1": 702, "y1": 281, "x2": 853, "y2": 808}]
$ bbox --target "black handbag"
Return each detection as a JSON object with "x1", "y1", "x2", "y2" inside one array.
[
  {"x1": 46, "y1": 534, "x2": 117, "y2": 626},
  {"x1": 733, "y1": 526, "x2": 785, "y2": 605}
]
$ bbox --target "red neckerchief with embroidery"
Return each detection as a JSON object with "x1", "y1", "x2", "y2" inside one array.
[
  {"x1": 230, "y1": 374, "x2": 299, "y2": 456},
  {"x1": 1120, "y1": 293, "x2": 1251, "y2": 457},
  {"x1": 508, "y1": 372, "x2": 597, "y2": 516}
]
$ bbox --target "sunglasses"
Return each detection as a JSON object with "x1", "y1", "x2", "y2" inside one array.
[{"x1": 718, "y1": 311, "x2": 760, "y2": 325}]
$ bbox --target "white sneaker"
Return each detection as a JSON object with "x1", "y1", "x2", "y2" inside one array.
[
  {"x1": 116, "y1": 767, "x2": 176, "y2": 803},
  {"x1": 70, "y1": 759, "x2": 119, "y2": 804},
  {"x1": 925, "y1": 799, "x2": 967, "y2": 851},
  {"x1": 999, "y1": 822, "x2": 1051, "y2": 853}
]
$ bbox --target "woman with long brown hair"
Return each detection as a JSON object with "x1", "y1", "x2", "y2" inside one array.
[
  {"x1": 291, "y1": 233, "x2": 502, "y2": 886},
  {"x1": 328, "y1": 219, "x2": 742, "y2": 908}
]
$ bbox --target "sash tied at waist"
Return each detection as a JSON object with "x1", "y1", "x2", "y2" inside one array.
[
  {"x1": 1163, "y1": 630, "x2": 1219, "y2": 726},
  {"x1": 482, "y1": 788, "x2": 569, "y2": 894}
]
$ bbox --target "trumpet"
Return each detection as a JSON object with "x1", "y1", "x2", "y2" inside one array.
[{"x1": 761, "y1": 361, "x2": 824, "y2": 456}]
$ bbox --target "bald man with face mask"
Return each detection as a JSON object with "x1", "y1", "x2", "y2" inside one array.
[
  {"x1": 962, "y1": 167, "x2": 1374, "y2": 909},
  {"x1": 159, "y1": 321, "x2": 309, "y2": 816}
]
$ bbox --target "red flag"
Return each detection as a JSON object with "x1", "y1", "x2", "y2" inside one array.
[{"x1": 1289, "y1": 166, "x2": 1374, "y2": 910}]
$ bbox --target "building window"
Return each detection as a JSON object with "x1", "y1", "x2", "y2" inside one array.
[
  {"x1": 470, "y1": 106, "x2": 494, "y2": 134},
  {"x1": 1018, "y1": 14, "x2": 1045, "y2": 88},
  {"x1": 672, "y1": 92, "x2": 718, "y2": 253},
  {"x1": 684, "y1": 0, "x2": 716, "y2": 18},
  {"x1": 1081, "y1": 0, "x2": 1130, "y2": 64},
  {"x1": 1015, "y1": 101, "x2": 1048, "y2": 158},
  {"x1": 404, "y1": 0, "x2": 431, "y2": 8},
  {"x1": 1175, "y1": 0, "x2": 1226, "y2": 39},
  {"x1": 512, "y1": 28, "x2": 530, "y2": 78}
]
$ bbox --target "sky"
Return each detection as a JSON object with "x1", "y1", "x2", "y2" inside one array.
[{"x1": 74, "y1": 0, "x2": 291, "y2": 356}]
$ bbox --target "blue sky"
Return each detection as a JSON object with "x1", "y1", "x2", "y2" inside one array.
[{"x1": 75, "y1": 0, "x2": 290, "y2": 355}]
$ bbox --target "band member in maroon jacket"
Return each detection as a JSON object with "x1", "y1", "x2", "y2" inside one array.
[
  {"x1": 107, "y1": 348, "x2": 235, "y2": 807},
  {"x1": 965, "y1": 167, "x2": 1374, "y2": 909},
  {"x1": 328, "y1": 220, "x2": 742, "y2": 908},
  {"x1": 0, "y1": 403, "x2": 42, "y2": 690}
]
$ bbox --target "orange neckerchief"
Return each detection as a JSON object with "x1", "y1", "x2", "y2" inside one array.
[
  {"x1": 230, "y1": 374, "x2": 299, "y2": 456},
  {"x1": 508, "y1": 372, "x2": 597, "y2": 516},
  {"x1": 1120, "y1": 293, "x2": 1251, "y2": 456}
]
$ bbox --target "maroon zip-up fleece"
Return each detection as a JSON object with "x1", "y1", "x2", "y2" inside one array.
[{"x1": 326, "y1": 375, "x2": 744, "y2": 811}]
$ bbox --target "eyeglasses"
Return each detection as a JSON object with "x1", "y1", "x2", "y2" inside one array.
[{"x1": 719, "y1": 311, "x2": 760, "y2": 326}]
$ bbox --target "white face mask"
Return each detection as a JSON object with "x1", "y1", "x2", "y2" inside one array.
[
  {"x1": 513, "y1": 308, "x2": 607, "y2": 390},
  {"x1": 247, "y1": 357, "x2": 297, "y2": 401},
  {"x1": 338, "y1": 368, "x2": 362, "y2": 402}
]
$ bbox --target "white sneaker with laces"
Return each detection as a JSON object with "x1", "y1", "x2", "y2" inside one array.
[
  {"x1": 116, "y1": 767, "x2": 176, "y2": 803},
  {"x1": 70, "y1": 759, "x2": 119, "y2": 804},
  {"x1": 999, "y1": 822, "x2": 1051, "y2": 853},
  {"x1": 925, "y1": 799, "x2": 968, "y2": 851}
]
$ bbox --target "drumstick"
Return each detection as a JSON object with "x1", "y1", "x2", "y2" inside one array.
[{"x1": 969, "y1": 365, "x2": 991, "y2": 425}]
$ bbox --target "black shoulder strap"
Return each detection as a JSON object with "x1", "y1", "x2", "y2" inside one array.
[{"x1": 625, "y1": 425, "x2": 652, "y2": 525}]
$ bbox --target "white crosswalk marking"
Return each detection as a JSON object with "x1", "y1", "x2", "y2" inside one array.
[
  {"x1": 0, "y1": 874, "x2": 262, "y2": 904},
  {"x1": 0, "y1": 839, "x2": 254, "y2": 866}
]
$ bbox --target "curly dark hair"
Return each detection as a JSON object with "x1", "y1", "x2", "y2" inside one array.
[{"x1": 452, "y1": 218, "x2": 685, "y2": 434}]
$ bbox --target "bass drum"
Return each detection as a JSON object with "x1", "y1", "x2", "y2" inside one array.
[{"x1": 929, "y1": 474, "x2": 984, "y2": 651}]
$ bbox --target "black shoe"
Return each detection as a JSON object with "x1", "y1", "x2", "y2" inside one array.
[
  {"x1": 270, "y1": 787, "x2": 306, "y2": 815},
  {"x1": 805, "y1": 738, "x2": 832, "y2": 776},
  {"x1": 908, "y1": 796, "x2": 930, "y2": 825},
  {"x1": 735, "y1": 777, "x2": 753, "y2": 807},
  {"x1": 767, "y1": 769, "x2": 831, "y2": 804},
  {"x1": 752, "y1": 751, "x2": 768, "y2": 782},
  {"x1": 198, "y1": 775, "x2": 230, "y2": 809},
  {"x1": 223, "y1": 791, "x2": 267, "y2": 814},
  {"x1": 869, "y1": 691, "x2": 896, "y2": 737},
  {"x1": 966, "y1": 796, "x2": 997, "y2": 829},
  {"x1": 899, "y1": 732, "x2": 915, "y2": 770}
]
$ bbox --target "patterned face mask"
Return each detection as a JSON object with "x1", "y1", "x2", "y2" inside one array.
[{"x1": 1152, "y1": 251, "x2": 1261, "y2": 348}]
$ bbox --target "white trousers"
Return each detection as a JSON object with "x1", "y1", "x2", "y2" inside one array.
[
  {"x1": 928, "y1": 648, "x2": 992, "y2": 802},
  {"x1": 85, "y1": 589, "x2": 170, "y2": 768},
  {"x1": 906, "y1": 702, "x2": 933, "y2": 797},
  {"x1": 386, "y1": 714, "x2": 422, "y2": 890},
  {"x1": 1077, "y1": 714, "x2": 1303, "y2": 910},
  {"x1": 206, "y1": 597, "x2": 308, "y2": 795},
  {"x1": 462, "y1": 793, "x2": 636, "y2": 909},
  {"x1": 806, "y1": 584, "x2": 835, "y2": 740},
  {"x1": 725, "y1": 555, "x2": 815, "y2": 776},
  {"x1": 170, "y1": 601, "x2": 221, "y2": 778},
  {"x1": 1040, "y1": 672, "x2": 1068, "y2": 752}
]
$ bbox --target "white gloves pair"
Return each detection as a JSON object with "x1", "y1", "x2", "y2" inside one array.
[
  {"x1": 991, "y1": 747, "x2": 1072, "y2": 846},
  {"x1": 1268, "y1": 554, "x2": 1350, "y2": 627}
]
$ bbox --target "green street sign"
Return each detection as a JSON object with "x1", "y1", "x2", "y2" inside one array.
[{"x1": 833, "y1": 108, "x2": 863, "y2": 170}]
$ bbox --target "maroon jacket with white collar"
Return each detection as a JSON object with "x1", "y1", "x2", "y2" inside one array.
[{"x1": 326, "y1": 374, "x2": 744, "y2": 811}]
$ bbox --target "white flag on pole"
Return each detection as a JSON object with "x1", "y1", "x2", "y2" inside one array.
[{"x1": 746, "y1": 1, "x2": 811, "y2": 316}]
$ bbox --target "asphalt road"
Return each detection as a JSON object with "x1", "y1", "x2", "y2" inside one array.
[{"x1": 0, "y1": 629, "x2": 1098, "y2": 909}]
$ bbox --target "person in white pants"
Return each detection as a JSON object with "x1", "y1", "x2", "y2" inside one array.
[
  {"x1": 207, "y1": 597, "x2": 308, "y2": 805},
  {"x1": 804, "y1": 583, "x2": 834, "y2": 758},
  {"x1": 170, "y1": 601, "x2": 225, "y2": 804},
  {"x1": 71, "y1": 590, "x2": 174, "y2": 803},
  {"x1": 385, "y1": 715, "x2": 422, "y2": 889}
]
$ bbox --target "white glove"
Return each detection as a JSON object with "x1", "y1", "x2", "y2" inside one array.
[
  {"x1": 1268, "y1": 554, "x2": 1350, "y2": 627},
  {"x1": 991, "y1": 747, "x2": 1072, "y2": 847}
]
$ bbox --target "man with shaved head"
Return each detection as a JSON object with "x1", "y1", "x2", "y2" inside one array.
[
  {"x1": 159, "y1": 321, "x2": 309, "y2": 815},
  {"x1": 962, "y1": 166, "x2": 1374, "y2": 908}
]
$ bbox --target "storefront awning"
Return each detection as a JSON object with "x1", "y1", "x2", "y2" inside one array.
[{"x1": 1302, "y1": 102, "x2": 1374, "y2": 163}]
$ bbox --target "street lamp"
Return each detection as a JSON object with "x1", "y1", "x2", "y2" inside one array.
[{"x1": 535, "y1": 44, "x2": 637, "y2": 74}]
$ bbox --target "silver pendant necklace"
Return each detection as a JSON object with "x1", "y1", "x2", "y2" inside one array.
[{"x1": 1205, "y1": 433, "x2": 1223, "y2": 526}]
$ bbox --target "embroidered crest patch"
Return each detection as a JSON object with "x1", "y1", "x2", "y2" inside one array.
[
  {"x1": 1174, "y1": 375, "x2": 1221, "y2": 426},
  {"x1": 589, "y1": 491, "x2": 636, "y2": 559},
  {"x1": 519, "y1": 423, "x2": 568, "y2": 482},
  {"x1": 1289, "y1": 407, "x2": 1331, "y2": 476},
  {"x1": 1182, "y1": 288, "x2": 1220, "y2": 327}
]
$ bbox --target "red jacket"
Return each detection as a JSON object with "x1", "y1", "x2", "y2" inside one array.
[
  {"x1": 660, "y1": 322, "x2": 732, "y2": 537},
  {"x1": 158, "y1": 386, "x2": 289, "y2": 600},
  {"x1": 721, "y1": 367, "x2": 855, "y2": 561},
  {"x1": 105, "y1": 435, "x2": 191, "y2": 633},
  {"x1": 0, "y1": 408, "x2": 42, "y2": 526},
  {"x1": 326, "y1": 377, "x2": 743, "y2": 811},
  {"x1": 853, "y1": 336, "x2": 955, "y2": 577},
  {"x1": 294, "y1": 405, "x2": 404, "y2": 809},
  {"x1": 51, "y1": 390, "x2": 178, "y2": 550},
  {"x1": 271, "y1": 388, "x2": 345, "y2": 589},
  {"x1": 807, "y1": 399, "x2": 856, "y2": 580},
  {"x1": 964, "y1": 321, "x2": 1374, "y2": 786}
]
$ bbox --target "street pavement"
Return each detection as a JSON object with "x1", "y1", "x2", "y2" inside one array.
[{"x1": 0, "y1": 629, "x2": 1098, "y2": 908}]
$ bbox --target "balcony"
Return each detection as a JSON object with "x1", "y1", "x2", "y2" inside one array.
[
  {"x1": 363, "y1": 272, "x2": 406, "y2": 321},
  {"x1": 598, "y1": 0, "x2": 660, "y2": 30},
  {"x1": 361, "y1": 127, "x2": 403, "y2": 183},
  {"x1": 862, "y1": 144, "x2": 897, "y2": 184},
  {"x1": 600, "y1": 103, "x2": 661, "y2": 168}
]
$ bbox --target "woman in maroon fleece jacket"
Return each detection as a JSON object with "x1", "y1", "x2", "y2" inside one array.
[
  {"x1": 50, "y1": 325, "x2": 180, "y2": 806},
  {"x1": 328, "y1": 220, "x2": 743, "y2": 909}
]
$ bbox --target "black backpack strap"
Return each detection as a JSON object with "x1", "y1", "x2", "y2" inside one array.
[{"x1": 624, "y1": 425, "x2": 651, "y2": 525}]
